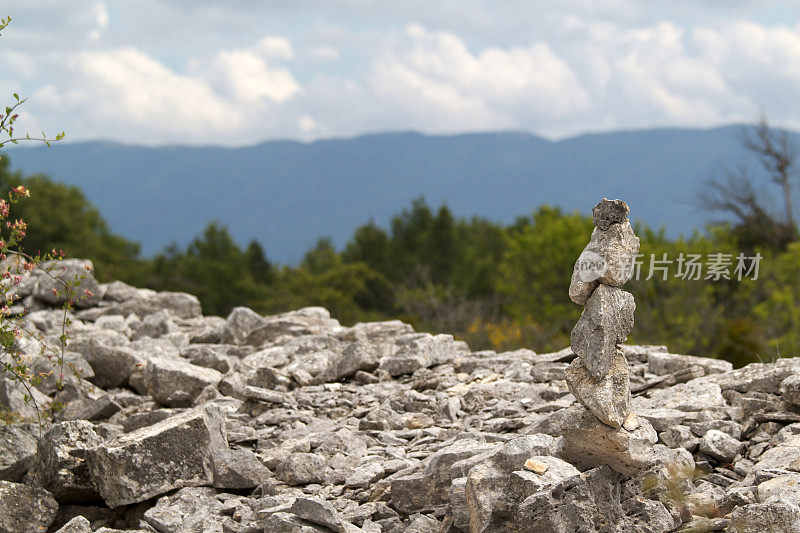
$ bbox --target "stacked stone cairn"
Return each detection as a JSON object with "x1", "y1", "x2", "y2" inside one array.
[{"x1": 566, "y1": 198, "x2": 640, "y2": 428}]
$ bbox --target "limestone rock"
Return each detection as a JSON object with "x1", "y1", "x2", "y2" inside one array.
[
  {"x1": 68, "y1": 338, "x2": 143, "y2": 389},
  {"x1": 565, "y1": 351, "x2": 631, "y2": 427},
  {"x1": 0, "y1": 377, "x2": 52, "y2": 422},
  {"x1": 559, "y1": 407, "x2": 658, "y2": 476},
  {"x1": 34, "y1": 259, "x2": 102, "y2": 308},
  {"x1": 85, "y1": 406, "x2": 227, "y2": 507},
  {"x1": 220, "y1": 306, "x2": 266, "y2": 345},
  {"x1": 379, "y1": 334, "x2": 468, "y2": 377},
  {"x1": 211, "y1": 447, "x2": 272, "y2": 489},
  {"x1": 648, "y1": 351, "x2": 732, "y2": 376},
  {"x1": 119, "y1": 291, "x2": 201, "y2": 319},
  {"x1": 290, "y1": 497, "x2": 348, "y2": 533},
  {"x1": 568, "y1": 269, "x2": 599, "y2": 307},
  {"x1": 30, "y1": 420, "x2": 103, "y2": 503},
  {"x1": 699, "y1": 429, "x2": 743, "y2": 463},
  {"x1": 53, "y1": 516, "x2": 93, "y2": 533},
  {"x1": 758, "y1": 474, "x2": 800, "y2": 506},
  {"x1": 0, "y1": 423, "x2": 38, "y2": 482},
  {"x1": 390, "y1": 439, "x2": 501, "y2": 514},
  {"x1": 729, "y1": 502, "x2": 800, "y2": 532},
  {"x1": 781, "y1": 374, "x2": 800, "y2": 406},
  {"x1": 139, "y1": 356, "x2": 223, "y2": 407},
  {"x1": 464, "y1": 456, "x2": 581, "y2": 532},
  {"x1": 141, "y1": 487, "x2": 226, "y2": 532},
  {"x1": 0, "y1": 480, "x2": 58, "y2": 532},
  {"x1": 570, "y1": 285, "x2": 635, "y2": 379},
  {"x1": 570, "y1": 221, "x2": 640, "y2": 306},
  {"x1": 275, "y1": 453, "x2": 330, "y2": 485},
  {"x1": 592, "y1": 198, "x2": 630, "y2": 230}
]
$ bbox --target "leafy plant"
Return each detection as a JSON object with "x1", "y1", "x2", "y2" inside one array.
[{"x1": 0, "y1": 14, "x2": 81, "y2": 429}]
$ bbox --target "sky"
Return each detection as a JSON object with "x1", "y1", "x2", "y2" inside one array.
[{"x1": 2, "y1": 1, "x2": 800, "y2": 146}]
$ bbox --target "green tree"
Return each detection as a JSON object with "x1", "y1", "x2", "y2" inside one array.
[
  {"x1": 496, "y1": 206, "x2": 594, "y2": 350},
  {"x1": 244, "y1": 240, "x2": 275, "y2": 285},
  {"x1": 148, "y1": 222, "x2": 265, "y2": 316},
  {"x1": 0, "y1": 159, "x2": 141, "y2": 281}
]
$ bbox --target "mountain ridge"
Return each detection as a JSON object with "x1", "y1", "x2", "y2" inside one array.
[{"x1": 7, "y1": 124, "x2": 794, "y2": 263}]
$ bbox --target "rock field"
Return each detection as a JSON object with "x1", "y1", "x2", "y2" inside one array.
[{"x1": 2, "y1": 259, "x2": 800, "y2": 532}]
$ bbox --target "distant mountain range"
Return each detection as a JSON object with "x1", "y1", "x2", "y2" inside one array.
[{"x1": 6, "y1": 125, "x2": 794, "y2": 263}]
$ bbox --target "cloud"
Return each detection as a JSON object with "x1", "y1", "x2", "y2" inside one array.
[
  {"x1": 67, "y1": 47, "x2": 239, "y2": 139},
  {"x1": 5, "y1": 3, "x2": 800, "y2": 144},
  {"x1": 368, "y1": 24, "x2": 590, "y2": 132},
  {"x1": 200, "y1": 49, "x2": 300, "y2": 104}
]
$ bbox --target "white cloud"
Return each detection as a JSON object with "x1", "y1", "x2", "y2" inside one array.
[
  {"x1": 201, "y1": 49, "x2": 300, "y2": 103},
  {"x1": 368, "y1": 25, "x2": 590, "y2": 132},
  {"x1": 6, "y1": 2, "x2": 800, "y2": 143},
  {"x1": 54, "y1": 47, "x2": 242, "y2": 142},
  {"x1": 298, "y1": 114, "x2": 318, "y2": 132}
]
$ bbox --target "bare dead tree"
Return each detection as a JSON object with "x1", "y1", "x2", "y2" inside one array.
[{"x1": 700, "y1": 114, "x2": 799, "y2": 250}]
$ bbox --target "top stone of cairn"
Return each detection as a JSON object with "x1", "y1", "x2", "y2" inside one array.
[{"x1": 592, "y1": 199, "x2": 630, "y2": 230}]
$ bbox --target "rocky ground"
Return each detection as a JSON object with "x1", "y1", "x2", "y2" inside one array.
[{"x1": 2, "y1": 259, "x2": 800, "y2": 532}]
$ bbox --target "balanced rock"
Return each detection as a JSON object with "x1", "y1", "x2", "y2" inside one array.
[
  {"x1": 569, "y1": 220, "x2": 640, "y2": 305},
  {"x1": 565, "y1": 350, "x2": 631, "y2": 427},
  {"x1": 592, "y1": 198, "x2": 630, "y2": 230},
  {"x1": 570, "y1": 285, "x2": 635, "y2": 380}
]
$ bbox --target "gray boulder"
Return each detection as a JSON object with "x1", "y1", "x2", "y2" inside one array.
[
  {"x1": 699, "y1": 429, "x2": 743, "y2": 463},
  {"x1": 141, "y1": 487, "x2": 226, "y2": 532},
  {"x1": 53, "y1": 516, "x2": 93, "y2": 533},
  {"x1": 0, "y1": 423, "x2": 38, "y2": 482},
  {"x1": 391, "y1": 439, "x2": 500, "y2": 514},
  {"x1": 290, "y1": 497, "x2": 348, "y2": 533},
  {"x1": 30, "y1": 420, "x2": 103, "y2": 503},
  {"x1": 729, "y1": 502, "x2": 800, "y2": 532},
  {"x1": 558, "y1": 408, "x2": 658, "y2": 476},
  {"x1": 211, "y1": 447, "x2": 272, "y2": 489},
  {"x1": 275, "y1": 453, "x2": 330, "y2": 485},
  {"x1": 0, "y1": 480, "x2": 58, "y2": 532},
  {"x1": 464, "y1": 455, "x2": 581, "y2": 532},
  {"x1": 86, "y1": 406, "x2": 227, "y2": 507},
  {"x1": 781, "y1": 374, "x2": 800, "y2": 406},
  {"x1": 0, "y1": 377, "x2": 52, "y2": 422},
  {"x1": 120, "y1": 291, "x2": 201, "y2": 319},
  {"x1": 220, "y1": 306, "x2": 266, "y2": 345},
  {"x1": 139, "y1": 356, "x2": 223, "y2": 407},
  {"x1": 33, "y1": 259, "x2": 101, "y2": 308},
  {"x1": 379, "y1": 334, "x2": 468, "y2": 377},
  {"x1": 68, "y1": 338, "x2": 143, "y2": 389}
]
